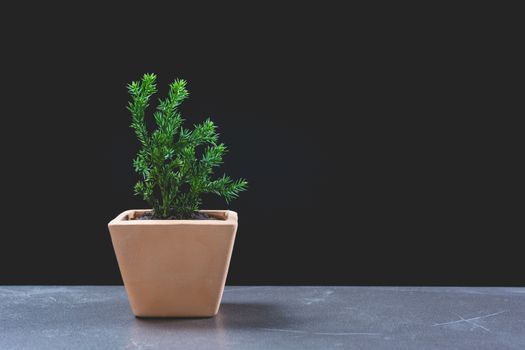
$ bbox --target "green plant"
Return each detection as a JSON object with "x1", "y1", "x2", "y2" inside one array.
[{"x1": 127, "y1": 73, "x2": 248, "y2": 219}]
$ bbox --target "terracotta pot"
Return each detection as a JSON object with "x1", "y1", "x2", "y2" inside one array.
[{"x1": 108, "y1": 209, "x2": 238, "y2": 317}]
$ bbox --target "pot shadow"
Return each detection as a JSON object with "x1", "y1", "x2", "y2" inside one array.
[{"x1": 132, "y1": 302, "x2": 298, "y2": 332}]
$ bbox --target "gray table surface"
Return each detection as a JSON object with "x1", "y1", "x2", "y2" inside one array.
[{"x1": 1, "y1": 286, "x2": 524, "y2": 350}]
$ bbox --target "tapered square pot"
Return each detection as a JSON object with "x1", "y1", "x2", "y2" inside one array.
[{"x1": 108, "y1": 209, "x2": 238, "y2": 317}]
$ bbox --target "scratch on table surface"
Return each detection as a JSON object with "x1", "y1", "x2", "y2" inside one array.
[
  {"x1": 303, "y1": 290, "x2": 334, "y2": 305},
  {"x1": 259, "y1": 328, "x2": 381, "y2": 336},
  {"x1": 454, "y1": 313, "x2": 491, "y2": 332},
  {"x1": 433, "y1": 310, "x2": 506, "y2": 331},
  {"x1": 125, "y1": 339, "x2": 153, "y2": 349},
  {"x1": 0, "y1": 287, "x2": 71, "y2": 297},
  {"x1": 506, "y1": 288, "x2": 525, "y2": 294},
  {"x1": 223, "y1": 287, "x2": 265, "y2": 292}
]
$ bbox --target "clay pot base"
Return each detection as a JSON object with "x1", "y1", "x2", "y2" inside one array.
[{"x1": 108, "y1": 210, "x2": 238, "y2": 317}]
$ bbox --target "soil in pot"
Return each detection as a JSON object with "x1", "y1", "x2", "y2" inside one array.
[{"x1": 134, "y1": 212, "x2": 218, "y2": 220}]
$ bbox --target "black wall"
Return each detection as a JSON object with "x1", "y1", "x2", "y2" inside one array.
[{"x1": 1, "y1": 4, "x2": 521, "y2": 285}]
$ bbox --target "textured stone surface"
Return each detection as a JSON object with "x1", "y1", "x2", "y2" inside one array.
[{"x1": 1, "y1": 286, "x2": 524, "y2": 349}]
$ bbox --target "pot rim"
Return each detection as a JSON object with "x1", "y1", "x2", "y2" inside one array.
[{"x1": 108, "y1": 209, "x2": 238, "y2": 227}]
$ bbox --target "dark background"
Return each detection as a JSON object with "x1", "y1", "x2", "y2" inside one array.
[{"x1": 0, "y1": 4, "x2": 522, "y2": 285}]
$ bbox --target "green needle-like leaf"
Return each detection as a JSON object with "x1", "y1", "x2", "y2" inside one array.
[{"x1": 127, "y1": 74, "x2": 248, "y2": 219}]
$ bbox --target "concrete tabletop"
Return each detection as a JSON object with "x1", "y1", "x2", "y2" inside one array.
[{"x1": 1, "y1": 286, "x2": 524, "y2": 349}]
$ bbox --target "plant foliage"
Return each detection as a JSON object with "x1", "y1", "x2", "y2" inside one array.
[{"x1": 127, "y1": 73, "x2": 248, "y2": 219}]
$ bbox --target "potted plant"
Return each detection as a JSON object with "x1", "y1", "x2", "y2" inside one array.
[{"x1": 108, "y1": 74, "x2": 248, "y2": 317}]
